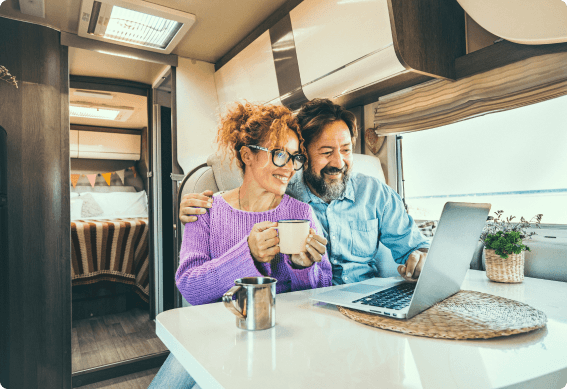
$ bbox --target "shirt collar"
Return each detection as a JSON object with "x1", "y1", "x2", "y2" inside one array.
[
  {"x1": 289, "y1": 171, "x2": 324, "y2": 204},
  {"x1": 342, "y1": 175, "x2": 356, "y2": 202}
]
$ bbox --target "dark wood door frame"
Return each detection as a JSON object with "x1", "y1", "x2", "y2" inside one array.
[{"x1": 150, "y1": 67, "x2": 183, "y2": 311}]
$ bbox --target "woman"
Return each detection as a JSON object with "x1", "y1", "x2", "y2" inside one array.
[{"x1": 149, "y1": 102, "x2": 331, "y2": 388}]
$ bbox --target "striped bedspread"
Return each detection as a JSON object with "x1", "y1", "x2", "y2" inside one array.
[{"x1": 71, "y1": 218, "x2": 149, "y2": 302}]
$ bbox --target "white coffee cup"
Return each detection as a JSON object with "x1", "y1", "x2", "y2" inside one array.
[{"x1": 273, "y1": 219, "x2": 310, "y2": 254}]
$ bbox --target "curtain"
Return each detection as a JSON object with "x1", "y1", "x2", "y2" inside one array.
[{"x1": 373, "y1": 52, "x2": 567, "y2": 135}]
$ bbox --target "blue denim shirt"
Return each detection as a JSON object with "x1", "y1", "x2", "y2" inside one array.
[{"x1": 286, "y1": 171, "x2": 430, "y2": 285}]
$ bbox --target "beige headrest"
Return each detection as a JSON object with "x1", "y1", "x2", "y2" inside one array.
[
  {"x1": 207, "y1": 153, "x2": 243, "y2": 191},
  {"x1": 352, "y1": 153, "x2": 386, "y2": 183}
]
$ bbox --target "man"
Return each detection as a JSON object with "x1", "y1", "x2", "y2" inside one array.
[{"x1": 179, "y1": 99, "x2": 429, "y2": 284}]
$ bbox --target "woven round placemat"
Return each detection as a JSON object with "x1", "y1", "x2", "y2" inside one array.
[{"x1": 338, "y1": 290, "x2": 547, "y2": 340}]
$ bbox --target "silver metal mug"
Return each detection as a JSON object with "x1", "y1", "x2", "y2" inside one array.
[{"x1": 222, "y1": 277, "x2": 277, "y2": 330}]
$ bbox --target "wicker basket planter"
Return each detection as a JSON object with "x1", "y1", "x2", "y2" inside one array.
[{"x1": 484, "y1": 248, "x2": 525, "y2": 283}]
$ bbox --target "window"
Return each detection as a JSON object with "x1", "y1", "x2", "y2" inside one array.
[{"x1": 401, "y1": 95, "x2": 567, "y2": 225}]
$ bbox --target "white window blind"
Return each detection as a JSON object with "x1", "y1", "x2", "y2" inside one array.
[{"x1": 402, "y1": 95, "x2": 567, "y2": 224}]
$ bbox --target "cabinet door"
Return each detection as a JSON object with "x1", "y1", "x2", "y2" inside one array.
[
  {"x1": 77, "y1": 131, "x2": 141, "y2": 160},
  {"x1": 214, "y1": 31, "x2": 280, "y2": 110},
  {"x1": 290, "y1": 0, "x2": 393, "y2": 86}
]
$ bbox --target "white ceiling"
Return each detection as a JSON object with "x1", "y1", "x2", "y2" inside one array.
[
  {"x1": 0, "y1": 0, "x2": 290, "y2": 63},
  {"x1": 69, "y1": 47, "x2": 168, "y2": 85}
]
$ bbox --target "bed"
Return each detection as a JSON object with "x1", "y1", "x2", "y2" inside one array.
[{"x1": 70, "y1": 187, "x2": 150, "y2": 302}]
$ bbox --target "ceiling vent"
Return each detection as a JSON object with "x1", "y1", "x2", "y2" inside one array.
[
  {"x1": 78, "y1": 0, "x2": 196, "y2": 54},
  {"x1": 74, "y1": 90, "x2": 114, "y2": 99},
  {"x1": 70, "y1": 103, "x2": 135, "y2": 122}
]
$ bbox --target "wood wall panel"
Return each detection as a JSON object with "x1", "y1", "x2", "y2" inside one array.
[
  {"x1": 456, "y1": 40, "x2": 567, "y2": 80},
  {"x1": 0, "y1": 17, "x2": 71, "y2": 389},
  {"x1": 0, "y1": 16, "x2": 23, "y2": 389},
  {"x1": 387, "y1": 0, "x2": 466, "y2": 80}
]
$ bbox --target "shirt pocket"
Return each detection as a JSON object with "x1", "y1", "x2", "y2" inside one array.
[{"x1": 348, "y1": 219, "x2": 379, "y2": 258}]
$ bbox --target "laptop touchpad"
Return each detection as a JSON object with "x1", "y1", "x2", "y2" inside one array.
[{"x1": 339, "y1": 284, "x2": 382, "y2": 294}]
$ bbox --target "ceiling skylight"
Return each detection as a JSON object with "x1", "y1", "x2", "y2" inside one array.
[
  {"x1": 70, "y1": 104, "x2": 134, "y2": 122},
  {"x1": 79, "y1": 0, "x2": 196, "y2": 54},
  {"x1": 93, "y1": 4, "x2": 182, "y2": 49}
]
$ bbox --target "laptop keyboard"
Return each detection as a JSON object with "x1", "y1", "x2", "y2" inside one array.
[{"x1": 352, "y1": 282, "x2": 416, "y2": 310}]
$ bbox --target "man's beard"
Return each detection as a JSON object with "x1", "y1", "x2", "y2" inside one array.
[{"x1": 303, "y1": 163, "x2": 350, "y2": 202}]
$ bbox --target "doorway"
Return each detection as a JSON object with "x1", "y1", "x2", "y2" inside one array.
[{"x1": 68, "y1": 73, "x2": 171, "y2": 386}]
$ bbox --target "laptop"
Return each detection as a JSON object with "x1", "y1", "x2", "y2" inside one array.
[{"x1": 310, "y1": 202, "x2": 491, "y2": 319}]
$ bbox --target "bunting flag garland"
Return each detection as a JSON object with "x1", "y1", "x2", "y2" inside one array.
[
  {"x1": 102, "y1": 172, "x2": 112, "y2": 186},
  {"x1": 72, "y1": 167, "x2": 136, "y2": 187},
  {"x1": 71, "y1": 174, "x2": 80, "y2": 188},
  {"x1": 117, "y1": 169, "x2": 125, "y2": 185},
  {"x1": 86, "y1": 174, "x2": 97, "y2": 188}
]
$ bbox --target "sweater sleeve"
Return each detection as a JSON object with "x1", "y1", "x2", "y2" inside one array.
[
  {"x1": 284, "y1": 204, "x2": 332, "y2": 291},
  {"x1": 175, "y1": 211, "x2": 265, "y2": 306}
]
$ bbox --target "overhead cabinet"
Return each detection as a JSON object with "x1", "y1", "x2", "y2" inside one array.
[
  {"x1": 290, "y1": 0, "x2": 405, "y2": 100},
  {"x1": 70, "y1": 129, "x2": 141, "y2": 160},
  {"x1": 214, "y1": 31, "x2": 281, "y2": 109},
  {"x1": 214, "y1": 0, "x2": 465, "y2": 109}
]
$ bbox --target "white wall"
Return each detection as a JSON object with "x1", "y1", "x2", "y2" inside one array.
[{"x1": 176, "y1": 58, "x2": 220, "y2": 173}]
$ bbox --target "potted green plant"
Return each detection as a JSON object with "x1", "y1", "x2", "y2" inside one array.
[{"x1": 479, "y1": 211, "x2": 542, "y2": 283}]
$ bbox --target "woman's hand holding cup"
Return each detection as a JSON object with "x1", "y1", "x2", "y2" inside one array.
[
  {"x1": 291, "y1": 228, "x2": 327, "y2": 268},
  {"x1": 248, "y1": 221, "x2": 280, "y2": 263}
]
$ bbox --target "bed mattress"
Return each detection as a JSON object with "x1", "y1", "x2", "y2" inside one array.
[{"x1": 71, "y1": 217, "x2": 149, "y2": 302}]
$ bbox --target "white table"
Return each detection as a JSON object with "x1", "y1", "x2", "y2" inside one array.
[{"x1": 156, "y1": 270, "x2": 567, "y2": 389}]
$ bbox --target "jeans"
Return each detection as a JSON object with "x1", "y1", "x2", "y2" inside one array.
[{"x1": 148, "y1": 353, "x2": 201, "y2": 389}]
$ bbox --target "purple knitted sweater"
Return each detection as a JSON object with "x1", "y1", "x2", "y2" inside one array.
[{"x1": 176, "y1": 193, "x2": 332, "y2": 305}]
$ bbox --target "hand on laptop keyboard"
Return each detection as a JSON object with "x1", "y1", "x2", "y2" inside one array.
[{"x1": 397, "y1": 249, "x2": 427, "y2": 282}]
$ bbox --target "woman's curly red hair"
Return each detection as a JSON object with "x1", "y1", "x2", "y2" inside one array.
[{"x1": 216, "y1": 102, "x2": 306, "y2": 172}]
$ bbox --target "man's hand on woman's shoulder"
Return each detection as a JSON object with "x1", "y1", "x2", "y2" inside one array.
[{"x1": 179, "y1": 190, "x2": 214, "y2": 224}]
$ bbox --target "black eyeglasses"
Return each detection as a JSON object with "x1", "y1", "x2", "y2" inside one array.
[{"x1": 247, "y1": 145, "x2": 306, "y2": 171}]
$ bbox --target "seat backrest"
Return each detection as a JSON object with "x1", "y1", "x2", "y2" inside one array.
[{"x1": 179, "y1": 152, "x2": 386, "y2": 203}]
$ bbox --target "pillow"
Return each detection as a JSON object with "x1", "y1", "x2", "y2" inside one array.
[
  {"x1": 80, "y1": 193, "x2": 104, "y2": 218},
  {"x1": 87, "y1": 191, "x2": 148, "y2": 218},
  {"x1": 70, "y1": 199, "x2": 83, "y2": 221}
]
